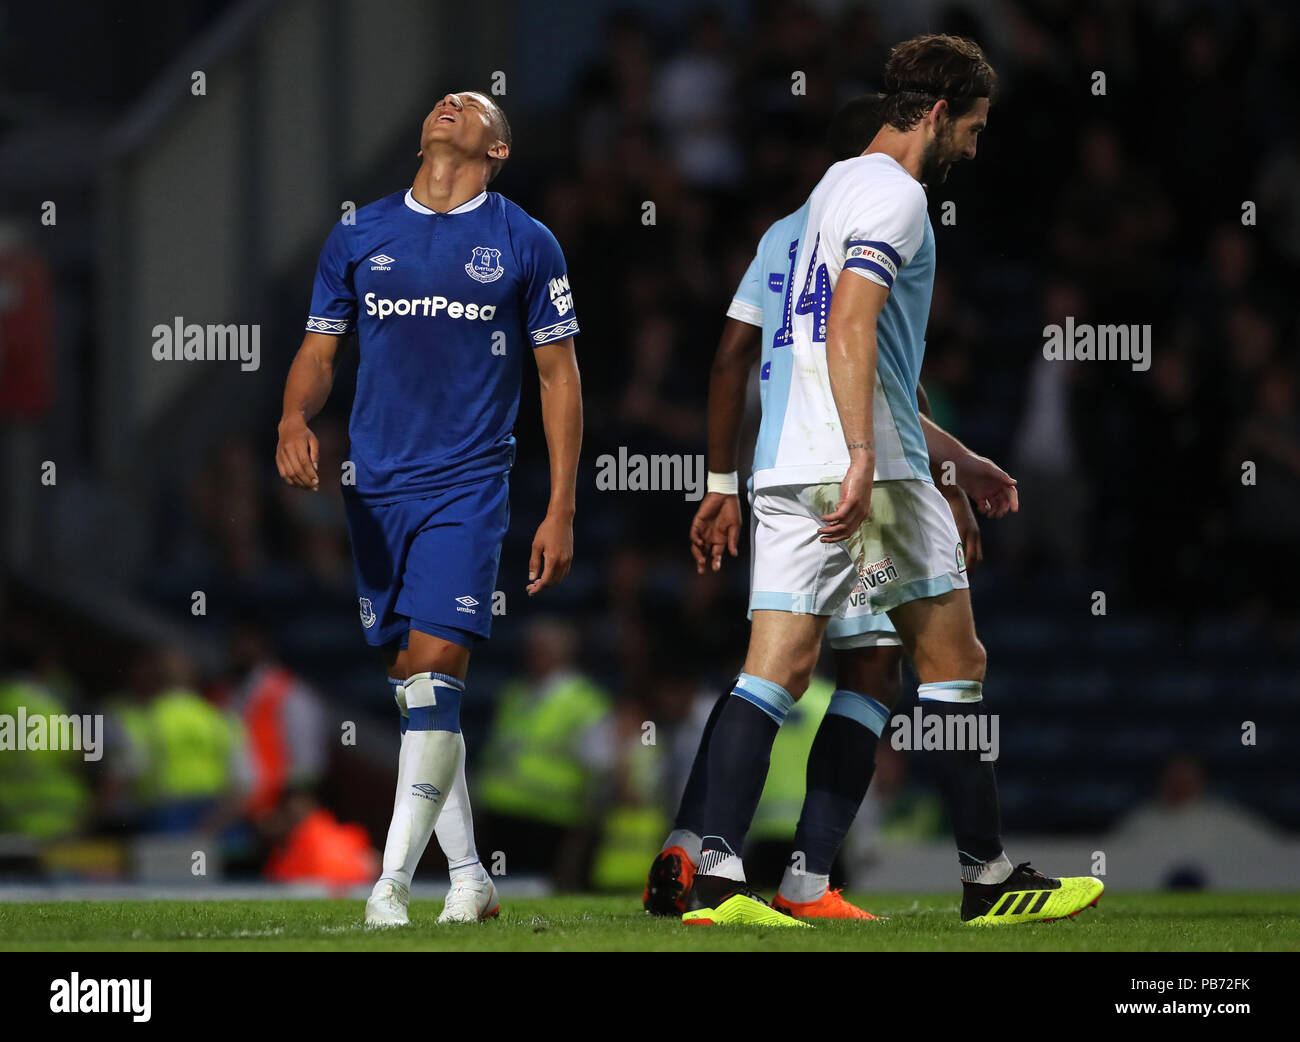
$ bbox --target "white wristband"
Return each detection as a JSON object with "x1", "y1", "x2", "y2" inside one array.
[{"x1": 706, "y1": 471, "x2": 739, "y2": 496}]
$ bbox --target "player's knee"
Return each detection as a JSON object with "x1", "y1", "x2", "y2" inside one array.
[
  {"x1": 406, "y1": 652, "x2": 457, "y2": 679},
  {"x1": 948, "y1": 638, "x2": 986, "y2": 683},
  {"x1": 760, "y1": 662, "x2": 814, "y2": 700},
  {"x1": 835, "y1": 647, "x2": 903, "y2": 709},
  {"x1": 872, "y1": 662, "x2": 903, "y2": 709},
  {"x1": 787, "y1": 645, "x2": 824, "y2": 698},
  {"x1": 744, "y1": 642, "x2": 818, "y2": 699},
  {"x1": 380, "y1": 645, "x2": 405, "y2": 677},
  {"x1": 915, "y1": 636, "x2": 985, "y2": 685},
  {"x1": 404, "y1": 630, "x2": 470, "y2": 680}
]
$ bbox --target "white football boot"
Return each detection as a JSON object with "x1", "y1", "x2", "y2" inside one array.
[
  {"x1": 437, "y1": 874, "x2": 500, "y2": 922},
  {"x1": 365, "y1": 877, "x2": 411, "y2": 927}
]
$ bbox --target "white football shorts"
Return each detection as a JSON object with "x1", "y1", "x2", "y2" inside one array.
[{"x1": 748, "y1": 478, "x2": 968, "y2": 638}]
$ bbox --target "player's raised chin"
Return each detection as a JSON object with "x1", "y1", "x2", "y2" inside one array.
[{"x1": 419, "y1": 91, "x2": 508, "y2": 167}]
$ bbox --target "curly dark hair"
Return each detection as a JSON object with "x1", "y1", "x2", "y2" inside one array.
[{"x1": 879, "y1": 34, "x2": 997, "y2": 132}]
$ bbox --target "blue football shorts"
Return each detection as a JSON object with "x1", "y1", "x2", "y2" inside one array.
[{"x1": 343, "y1": 474, "x2": 510, "y2": 649}]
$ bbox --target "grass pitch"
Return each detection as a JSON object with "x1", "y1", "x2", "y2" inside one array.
[{"x1": 1, "y1": 892, "x2": 1296, "y2": 952}]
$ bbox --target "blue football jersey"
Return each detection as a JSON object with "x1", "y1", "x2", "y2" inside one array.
[{"x1": 307, "y1": 189, "x2": 578, "y2": 502}]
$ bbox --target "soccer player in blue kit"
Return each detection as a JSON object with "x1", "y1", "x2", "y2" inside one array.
[{"x1": 276, "y1": 91, "x2": 582, "y2": 926}]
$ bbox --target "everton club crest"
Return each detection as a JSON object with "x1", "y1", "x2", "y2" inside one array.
[{"x1": 465, "y1": 245, "x2": 504, "y2": 283}]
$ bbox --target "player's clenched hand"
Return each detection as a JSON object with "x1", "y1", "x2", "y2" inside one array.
[
  {"x1": 955, "y1": 452, "x2": 1018, "y2": 518},
  {"x1": 276, "y1": 416, "x2": 320, "y2": 491},
  {"x1": 690, "y1": 493, "x2": 742, "y2": 574},
  {"x1": 527, "y1": 512, "x2": 574, "y2": 596},
  {"x1": 943, "y1": 485, "x2": 983, "y2": 572},
  {"x1": 818, "y1": 461, "x2": 872, "y2": 543}
]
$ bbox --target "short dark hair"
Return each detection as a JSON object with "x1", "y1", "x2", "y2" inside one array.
[
  {"x1": 484, "y1": 95, "x2": 512, "y2": 182},
  {"x1": 879, "y1": 34, "x2": 997, "y2": 132},
  {"x1": 827, "y1": 94, "x2": 884, "y2": 161}
]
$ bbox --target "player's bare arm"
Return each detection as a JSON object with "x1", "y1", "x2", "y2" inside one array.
[
  {"x1": 916, "y1": 382, "x2": 982, "y2": 569},
  {"x1": 276, "y1": 331, "x2": 343, "y2": 492},
  {"x1": 917, "y1": 409, "x2": 1018, "y2": 519},
  {"x1": 820, "y1": 271, "x2": 888, "y2": 542},
  {"x1": 692, "y1": 318, "x2": 761, "y2": 574},
  {"x1": 529, "y1": 335, "x2": 581, "y2": 596}
]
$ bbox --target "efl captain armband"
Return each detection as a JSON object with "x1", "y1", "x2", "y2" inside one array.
[{"x1": 706, "y1": 471, "x2": 740, "y2": 496}]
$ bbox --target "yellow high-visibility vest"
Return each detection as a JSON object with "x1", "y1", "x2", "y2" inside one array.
[
  {"x1": 591, "y1": 730, "x2": 669, "y2": 890},
  {"x1": 592, "y1": 804, "x2": 669, "y2": 891},
  {"x1": 0, "y1": 681, "x2": 91, "y2": 838},
  {"x1": 478, "y1": 675, "x2": 610, "y2": 828},
  {"x1": 749, "y1": 677, "x2": 834, "y2": 842},
  {"x1": 145, "y1": 688, "x2": 241, "y2": 800}
]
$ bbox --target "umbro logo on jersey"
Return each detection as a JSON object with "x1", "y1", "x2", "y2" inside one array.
[
  {"x1": 369, "y1": 254, "x2": 395, "y2": 270},
  {"x1": 411, "y1": 783, "x2": 442, "y2": 801},
  {"x1": 455, "y1": 595, "x2": 479, "y2": 614}
]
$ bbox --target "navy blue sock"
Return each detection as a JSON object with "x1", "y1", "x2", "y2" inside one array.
[
  {"x1": 917, "y1": 682, "x2": 1003, "y2": 870},
  {"x1": 699, "y1": 674, "x2": 794, "y2": 873},
  {"x1": 672, "y1": 685, "x2": 731, "y2": 835},
  {"x1": 793, "y1": 689, "x2": 890, "y2": 876}
]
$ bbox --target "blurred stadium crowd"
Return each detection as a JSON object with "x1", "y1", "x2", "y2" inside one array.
[{"x1": 1, "y1": 0, "x2": 1297, "y2": 891}]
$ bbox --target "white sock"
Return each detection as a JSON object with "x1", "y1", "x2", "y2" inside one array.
[
  {"x1": 778, "y1": 867, "x2": 829, "y2": 903},
  {"x1": 434, "y1": 733, "x2": 488, "y2": 881},
  {"x1": 663, "y1": 828, "x2": 702, "y2": 864},
  {"x1": 965, "y1": 851, "x2": 1013, "y2": 885},
  {"x1": 699, "y1": 848, "x2": 745, "y2": 881},
  {"x1": 380, "y1": 672, "x2": 464, "y2": 889}
]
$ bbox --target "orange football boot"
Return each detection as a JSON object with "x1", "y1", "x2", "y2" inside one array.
[
  {"x1": 642, "y1": 845, "x2": 697, "y2": 915},
  {"x1": 773, "y1": 887, "x2": 885, "y2": 920}
]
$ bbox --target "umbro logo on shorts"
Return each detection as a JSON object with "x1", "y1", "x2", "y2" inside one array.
[
  {"x1": 455, "y1": 595, "x2": 478, "y2": 615},
  {"x1": 990, "y1": 890, "x2": 1051, "y2": 916},
  {"x1": 411, "y1": 783, "x2": 442, "y2": 801}
]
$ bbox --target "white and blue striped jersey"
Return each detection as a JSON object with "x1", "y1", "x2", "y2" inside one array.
[{"x1": 726, "y1": 153, "x2": 935, "y2": 489}]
